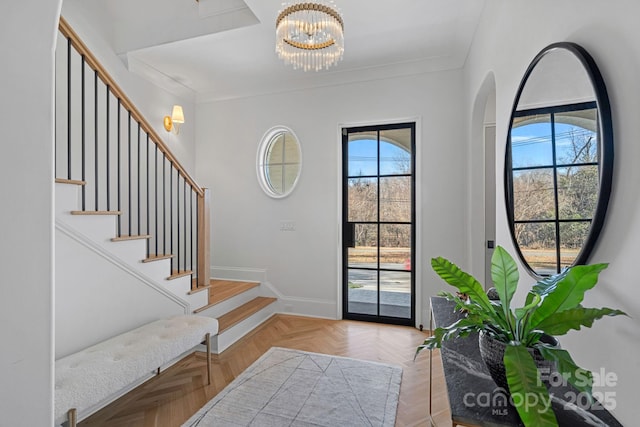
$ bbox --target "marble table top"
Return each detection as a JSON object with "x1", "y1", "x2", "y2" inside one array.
[{"x1": 431, "y1": 296, "x2": 622, "y2": 427}]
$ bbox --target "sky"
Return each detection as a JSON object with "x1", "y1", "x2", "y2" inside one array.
[
  {"x1": 511, "y1": 121, "x2": 596, "y2": 169},
  {"x1": 347, "y1": 139, "x2": 411, "y2": 177}
]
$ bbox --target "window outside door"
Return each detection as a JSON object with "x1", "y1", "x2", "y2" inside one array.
[{"x1": 342, "y1": 123, "x2": 415, "y2": 326}]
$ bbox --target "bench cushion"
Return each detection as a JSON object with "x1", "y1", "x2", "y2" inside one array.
[{"x1": 55, "y1": 315, "x2": 218, "y2": 425}]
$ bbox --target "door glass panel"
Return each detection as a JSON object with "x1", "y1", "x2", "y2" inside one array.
[
  {"x1": 348, "y1": 135, "x2": 377, "y2": 177},
  {"x1": 348, "y1": 224, "x2": 377, "y2": 268},
  {"x1": 347, "y1": 269, "x2": 377, "y2": 315},
  {"x1": 379, "y1": 224, "x2": 411, "y2": 271},
  {"x1": 380, "y1": 177, "x2": 411, "y2": 222},
  {"x1": 380, "y1": 128, "x2": 412, "y2": 175},
  {"x1": 347, "y1": 177, "x2": 377, "y2": 222},
  {"x1": 380, "y1": 271, "x2": 411, "y2": 318}
]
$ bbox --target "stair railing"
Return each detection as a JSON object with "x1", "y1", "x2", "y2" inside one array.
[{"x1": 55, "y1": 17, "x2": 210, "y2": 289}]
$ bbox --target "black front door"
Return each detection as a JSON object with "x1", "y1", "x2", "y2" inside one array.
[{"x1": 342, "y1": 122, "x2": 415, "y2": 326}]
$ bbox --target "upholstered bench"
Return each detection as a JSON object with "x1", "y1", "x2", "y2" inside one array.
[{"x1": 55, "y1": 315, "x2": 219, "y2": 427}]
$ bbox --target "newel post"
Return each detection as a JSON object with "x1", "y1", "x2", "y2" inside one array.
[{"x1": 197, "y1": 188, "x2": 211, "y2": 288}]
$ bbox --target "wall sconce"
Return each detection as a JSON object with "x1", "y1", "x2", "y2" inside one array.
[{"x1": 163, "y1": 105, "x2": 185, "y2": 134}]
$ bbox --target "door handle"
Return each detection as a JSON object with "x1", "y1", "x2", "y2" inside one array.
[{"x1": 345, "y1": 223, "x2": 355, "y2": 248}]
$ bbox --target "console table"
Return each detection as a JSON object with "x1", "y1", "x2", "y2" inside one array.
[{"x1": 429, "y1": 296, "x2": 622, "y2": 427}]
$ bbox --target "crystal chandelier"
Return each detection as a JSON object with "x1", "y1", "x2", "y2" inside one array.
[{"x1": 275, "y1": 2, "x2": 344, "y2": 71}]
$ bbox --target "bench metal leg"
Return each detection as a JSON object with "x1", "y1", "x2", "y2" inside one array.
[
  {"x1": 68, "y1": 408, "x2": 77, "y2": 427},
  {"x1": 205, "y1": 332, "x2": 212, "y2": 385}
]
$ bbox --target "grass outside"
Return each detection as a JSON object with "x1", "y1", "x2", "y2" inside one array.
[
  {"x1": 348, "y1": 247, "x2": 410, "y2": 264},
  {"x1": 521, "y1": 248, "x2": 579, "y2": 271},
  {"x1": 349, "y1": 247, "x2": 580, "y2": 272}
]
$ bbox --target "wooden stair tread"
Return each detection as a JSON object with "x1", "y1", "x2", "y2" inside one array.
[
  {"x1": 193, "y1": 280, "x2": 261, "y2": 313},
  {"x1": 168, "y1": 270, "x2": 193, "y2": 280},
  {"x1": 71, "y1": 210, "x2": 122, "y2": 215},
  {"x1": 111, "y1": 235, "x2": 151, "y2": 242},
  {"x1": 142, "y1": 254, "x2": 174, "y2": 263},
  {"x1": 209, "y1": 279, "x2": 260, "y2": 306},
  {"x1": 217, "y1": 297, "x2": 277, "y2": 334},
  {"x1": 55, "y1": 178, "x2": 86, "y2": 185}
]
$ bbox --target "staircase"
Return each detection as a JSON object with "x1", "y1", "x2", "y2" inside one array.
[
  {"x1": 54, "y1": 18, "x2": 278, "y2": 357},
  {"x1": 196, "y1": 280, "x2": 277, "y2": 352},
  {"x1": 56, "y1": 178, "x2": 278, "y2": 355}
]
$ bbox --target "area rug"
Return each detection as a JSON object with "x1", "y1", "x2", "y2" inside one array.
[{"x1": 182, "y1": 347, "x2": 402, "y2": 427}]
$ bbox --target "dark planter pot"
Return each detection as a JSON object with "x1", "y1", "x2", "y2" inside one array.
[{"x1": 478, "y1": 331, "x2": 559, "y2": 391}]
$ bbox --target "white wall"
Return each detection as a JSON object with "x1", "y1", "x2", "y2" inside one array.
[
  {"x1": 196, "y1": 71, "x2": 468, "y2": 324},
  {"x1": 0, "y1": 1, "x2": 62, "y2": 425},
  {"x1": 55, "y1": 229, "x2": 186, "y2": 358},
  {"x1": 465, "y1": 1, "x2": 640, "y2": 424}
]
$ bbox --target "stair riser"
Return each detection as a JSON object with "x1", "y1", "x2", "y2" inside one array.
[
  {"x1": 137, "y1": 259, "x2": 173, "y2": 283},
  {"x1": 185, "y1": 290, "x2": 209, "y2": 312},
  {"x1": 57, "y1": 214, "x2": 118, "y2": 242},
  {"x1": 164, "y1": 276, "x2": 209, "y2": 310},
  {"x1": 55, "y1": 183, "x2": 82, "y2": 214},
  {"x1": 165, "y1": 275, "x2": 192, "y2": 297},
  {"x1": 213, "y1": 305, "x2": 277, "y2": 354},
  {"x1": 195, "y1": 285, "x2": 261, "y2": 318},
  {"x1": 101, "y1": 239, "x2": 148, "y2": 265}
]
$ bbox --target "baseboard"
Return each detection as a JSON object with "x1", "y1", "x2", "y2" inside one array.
[
  {"x1": 211, "y1": 266, "x2": 267, "y2": 283},
  {"x1": 210, "y1": 267, "x2": 338, "y2": 319}
]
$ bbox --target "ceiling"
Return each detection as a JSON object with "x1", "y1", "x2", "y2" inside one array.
[{"x1": 75, "y1": 0, "x2": 486, "y2": 102}]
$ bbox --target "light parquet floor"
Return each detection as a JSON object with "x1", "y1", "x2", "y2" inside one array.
[{"x1": 80, "y1": 314, "x2": 451, "y2": 427}]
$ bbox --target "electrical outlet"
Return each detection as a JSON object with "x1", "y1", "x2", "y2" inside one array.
[{"x1": 280, "y1": 220, "x2": 296, "y2": 231}]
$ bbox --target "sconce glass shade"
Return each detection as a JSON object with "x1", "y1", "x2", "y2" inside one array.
[
  {"x1": 164, "y1": 105, "x2": 185, "y2": 134},
  {"x1": 171, "y1": 105, "x2": 185, "y2": 124}
]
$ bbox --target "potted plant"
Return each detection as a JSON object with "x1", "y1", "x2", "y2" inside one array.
[{"x1": 416, "y1": 246, "x2": 626, "y2": 426}]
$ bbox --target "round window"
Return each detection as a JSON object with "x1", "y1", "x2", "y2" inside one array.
[{"x1": 257, "y1": 126, "x2": 302, "y2": 198}]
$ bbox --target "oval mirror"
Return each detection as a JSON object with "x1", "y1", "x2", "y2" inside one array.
[
  {"x1": 505, "y1": 42, "x2": 613, "y2": 277},
  {"x1": 257, "y1": 126, "x2": 302, "y2": 198}
]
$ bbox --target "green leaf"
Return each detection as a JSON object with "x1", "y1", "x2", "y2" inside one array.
[
  {"x1": 415, "y1": 316, "x2": 483, "y2": 357},
  {"x1": 537, "y1": 346, "x2": 594, "y2": 399},
  {"x1": 504, "y1": 345, "x2": 558, "y2": 427},
  {"x1": 535, "y1": 306, "x2": 627, "y2": 336},
  {"x1": 431, "y1": 256, "x2": 494, "y2": 315},
  {"x1": 528, "y1": 263, "x2": 608, "y2": 330},
  {"x1": 491, "y1": 246, "x2": 519, "y2": 321},
  {"x1": 514, "y1": 294, "x2": 541, "y2": 342},
  {"x1": 529, "y1": 268, "x2": 571, "y2": 299}
]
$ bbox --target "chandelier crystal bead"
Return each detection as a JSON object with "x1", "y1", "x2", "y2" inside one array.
[{"x1": 275, "y1": 1, "x2": 344, "y2": 72}]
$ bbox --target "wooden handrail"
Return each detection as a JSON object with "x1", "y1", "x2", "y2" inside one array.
[
  {"x1": 58, "y1": 17, "x2": 211, "y2": 289},
  {"x1": 58, "y1": 16, "x2": 203, "y2": 197}
]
